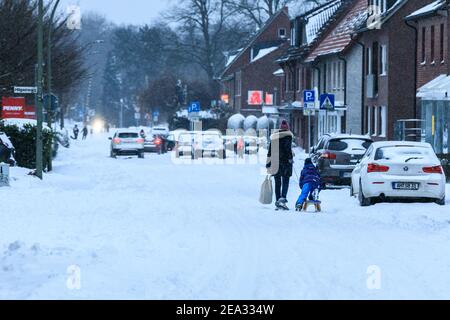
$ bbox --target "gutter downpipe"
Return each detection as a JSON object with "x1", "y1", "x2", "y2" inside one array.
[
  {"x1": 338, "y1": 54, "x2": 348, "y2": 133},
  {"x1": 405, "y1": 19, "x2": 419, "y2": 120},
  {"x1": 352, "y1": 33, "x2": 366, "y2": 135}
]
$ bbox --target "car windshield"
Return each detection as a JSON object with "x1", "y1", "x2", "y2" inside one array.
[
  {"x1": 118, "y1": 132, "x2": 138, "y2": 138},
  {"x1": 374, "y1": 146, "x2": 433, "y2": 161},
  {"x1": 201, "y1": 134, "x2": 221, "y2": 146},
  {"x1": 328, "y1": 138, "x2": 372, "y2": 152}
]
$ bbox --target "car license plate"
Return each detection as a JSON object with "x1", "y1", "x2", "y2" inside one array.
[
  {"x1": 342, "y1": 172, "x2": 352, "y2": 178},
  {"x1": 393, "y1": 182, "x2": 420, "y2": 190}
]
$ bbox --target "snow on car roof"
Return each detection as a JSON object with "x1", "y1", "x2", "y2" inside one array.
[
  {"x1": 115, "y1": 129, "x2": 140, "y2": 134},
  {"x1": 327, "y1": 133, "x2": 372, "y2": 140},
  {"x1": 371, "y1": 141, "x2": 433, "y2": 148}
]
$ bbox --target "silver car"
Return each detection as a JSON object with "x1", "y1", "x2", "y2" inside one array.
[{"x1": 109, "y1": 130, "x2": 145, "y2": 158}]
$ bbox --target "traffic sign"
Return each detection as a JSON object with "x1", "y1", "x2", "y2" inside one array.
[
  {"x1": 189, "y1": 101, "x2": 201, "y2": 113},
  {"x1": 303, "y1": 90, "x2": 315, "y2": 109},
  {"x1": 320, "y1": 94, "x2": 335, "y2": 111},
  {"x1": 14, "y1": 86, "x2": 37, "y2": 94}
]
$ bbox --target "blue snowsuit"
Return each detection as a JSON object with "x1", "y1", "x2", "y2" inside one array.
[{"x1": 296, "y1": 163, "x2": 321, "y2": 206}]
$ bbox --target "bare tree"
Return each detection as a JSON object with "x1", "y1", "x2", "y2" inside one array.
[
  {"x1": 227, "y1": 0, "x2": 325, "y2": 28},
  {"x1": 166, "y1": 0, "x2": 237, "y2": 87}
]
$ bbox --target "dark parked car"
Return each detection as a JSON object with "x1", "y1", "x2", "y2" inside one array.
[
  {"x1": 310, "y1": 134, "x2": 373, "y2": 187},
  {"x1": 0, "y1": 132, "x2": 16, "y2": 166}
]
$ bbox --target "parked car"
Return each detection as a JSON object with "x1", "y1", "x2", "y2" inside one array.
[
  {"x1": 0, "y1": 132, "x2": 16, "y2": 166},
  {"x1": 351, "y1": 141, "x2": 446, "y2": 206},
  {"x1": 310, "y1": 134, "x2": 373, "y2": 187},
  {"x1": 151, "y1": 126, "x2": 170, "y2": 137},
  {"x1": 176, "y1": 132, "x2": 197, "y2": 159},
  {"x1": 144, "y1": 134, "x2": 164, "y2": 154},
  {"x1": 193, "y1": 132, "x2": 226, "y2": 159},
  {"x1": 109, "y1": 130, "x2": 145, "y2": 158},
  {"x1": 166, "y1": 134, "x2": 176, "y2": 151}
]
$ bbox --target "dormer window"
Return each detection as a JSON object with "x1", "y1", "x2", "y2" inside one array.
[
  {"x1": 369, "y1": 0, "x2": 388, "y2": 15},
  {"x1": 278, "y1": 28, "x2": 287, "y2": 38}
]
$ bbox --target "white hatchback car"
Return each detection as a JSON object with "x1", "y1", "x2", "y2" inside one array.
[{"x1": 351, "y1": 141, "x2": 446, "y2": 206}]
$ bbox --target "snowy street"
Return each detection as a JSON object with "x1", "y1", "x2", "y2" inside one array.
[{"x1": 1, "y1": 133, "x2": 450, "y2": 300}]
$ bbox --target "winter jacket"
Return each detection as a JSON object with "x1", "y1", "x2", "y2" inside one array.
[
  {"x1": 266, "y1": 130, "x2": 294, "y2": 177},
  {"x1": 299, "y1": 163, "x2": 321, "y2": 189}
]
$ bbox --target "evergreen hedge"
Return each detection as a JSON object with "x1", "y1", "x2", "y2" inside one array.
[{"x1": 0, "y1": 120, "x2": 54, "y2": 170}]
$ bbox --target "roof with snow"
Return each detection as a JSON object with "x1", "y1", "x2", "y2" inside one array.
[
  {"x1": 303, "y1": 0, "x2": 344, "y2": 45},
  {"x1": 417, "y1": 74, "x2": 450, "y2": 100},
  {"x1": 305, "y1": 0, "x2": 367, "y2": 62},
  {"x1": 221, "y1": 7, "x2": 289, "y2": 76},
  {"x1": 251, "y1": 46, "x2": 280, "y2": 62},
  {"x1": 276, "y1": 0, "x2": 349, "y2": 63},
  {"x1": 405, "y1": 0, "x2": 447, "y2": 21},
  {"x1": 358, "y1": 0, "x2": 409, "y2": 32}
]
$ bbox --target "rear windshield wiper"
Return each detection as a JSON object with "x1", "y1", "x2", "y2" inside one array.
[{"x1": 405, "y1": 157, "x2": 423, "y2": 163}]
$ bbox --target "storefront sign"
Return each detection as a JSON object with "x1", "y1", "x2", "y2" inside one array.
[{"x1": 1, "y1": 97, "x2": 25, "y2": 119}]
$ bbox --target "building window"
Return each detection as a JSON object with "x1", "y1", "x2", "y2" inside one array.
[
  {"x1": 366, "y1": 47, "x2": 373, "y2": 75},
  {"x1": 278, "y1": 28, "x2": 287, "y2": 38},
  {"x1": 380, "y1": 45, "x2": 387, "y2": 75},
  {"x1": 236, "y1": 71, "x2": 242, "y2": 97},
  {"x1": 440, "y1": 23, "x2": 445, "y2": 63},
  {"x1": 380, "y1": 106, "x2": 387, "y2": 137},
  {"x1": 422, "y1": 27, "x2": 426, "y2": 63},
  {"x1": 367, "y1": 106, "x2": 372, "y2": 135},
  {"x1": 374, "y1": 106, "x2": 379, "y2": 136},
  {"x1": 431, "y1": 25, "x2": 435, "y2": 63}
]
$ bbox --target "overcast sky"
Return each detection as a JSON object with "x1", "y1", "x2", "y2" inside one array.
[{"x1": 59, "y1": 0, "x2": 172, "y2": 25}]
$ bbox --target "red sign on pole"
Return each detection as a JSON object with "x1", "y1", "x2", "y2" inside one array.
[
  {"x1": 24, "y1": 105, "x2": 36, "y2": 119},
  {"x1": 1, "y1": 97, "x2": 25, "y2": 119},
  {"x1": 248, "y1": 91, "x2": 263, "y2": 105}
]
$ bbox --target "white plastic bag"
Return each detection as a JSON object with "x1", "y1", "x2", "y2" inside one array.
[{"x1": 259, "y1": 175, "x2": 273, "y2": 205}]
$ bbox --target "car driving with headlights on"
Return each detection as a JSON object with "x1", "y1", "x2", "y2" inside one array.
[
  {"x1": 310, "y1": 134, "x2": 373, "y2": 187},
  {"x1": 109, "y1": 130, "x2": 145, "y2": 158},
  {"x1": 351, "y1": 141, "x2": 446, "y2": 206}
]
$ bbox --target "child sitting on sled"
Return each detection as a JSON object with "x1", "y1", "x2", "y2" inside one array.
[{"x1": 296, "y1": 158, "x2": 322, "y2": 211}]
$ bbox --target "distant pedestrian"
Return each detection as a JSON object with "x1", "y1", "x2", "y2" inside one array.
[
  {"x1": 82, "y1": 126, "x2": 88, "y2": 140},
  {"x1": 266, "y1": 120, "x2": 294, "y2": 211},
  {"x1": 71, "y1": 125, "x2": 80, "y2": 140},
  {"x1": 105, "y1": 123, "x2": 110, "y2": 133},
  {"x1": 237, "y1": 136, "x2": 245, "y2": 158}
]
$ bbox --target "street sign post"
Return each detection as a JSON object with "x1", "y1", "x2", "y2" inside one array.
[
  {"x1": 14, "y1": 86, "x2": 38, "y2": 94},
  {"x1": 320, "y1": 94, "x2": 335, "y2": 135},
  {"x1": 303, "y1": 90, "x2": 315, "y2": 109},
  {"x1": 188, "y1": 102, "x2": 201, "y2": 131},
  {"x1": 188, "y1": 101, "x2": 201, "y2": 113},
  {"x1": 320, "y1": 94, "x2": 335, "y2": 111},
  {"x1": 304, "y1": 90, "x2": 316, "y2": 152}
]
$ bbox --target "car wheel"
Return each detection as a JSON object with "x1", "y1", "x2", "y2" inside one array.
[
  {"x1": 110, "y1": 151, "x2": 116, "y2": 158},
  {"x1": 350, "y1": 183, "x2": 354, "y2": 197},
  {"x1": 138, "y1": 151, "x2": 145, "y2": 159},
  {"x1": 358, "y1": 180, "x2": 372, "y2": 207},
  {"x1": 436, "y1": 196, "x2": 446, "y2": 206}
]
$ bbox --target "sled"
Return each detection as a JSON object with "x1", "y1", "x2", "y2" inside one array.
[{"x1": 296, "y1": 189, "x2": 321, "y2": 213}]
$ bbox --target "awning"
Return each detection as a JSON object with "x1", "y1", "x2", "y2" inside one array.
[{"x1": 417, "y1": 74, "x2": 450, "y2": 100}]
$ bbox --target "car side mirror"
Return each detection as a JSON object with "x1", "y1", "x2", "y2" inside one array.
[{"x1": 108, "y1": 137, "x2": 112, "y2": 140}]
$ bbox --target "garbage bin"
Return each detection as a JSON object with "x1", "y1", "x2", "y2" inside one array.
[{"x1": 0, "y1": 163, "x2": 10, "y2": 187}]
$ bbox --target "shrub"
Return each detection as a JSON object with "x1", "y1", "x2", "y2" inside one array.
[{"x1": 0, "y1": 120, "x2": 54, "y2": 170}]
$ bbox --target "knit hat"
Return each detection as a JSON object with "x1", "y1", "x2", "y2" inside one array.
[
  {"x1": 304, "y1": 158, "x2": 313, "y2": 166},
  {"x1": 280, "y1": 120, "x2": 289, "y2": 131}
]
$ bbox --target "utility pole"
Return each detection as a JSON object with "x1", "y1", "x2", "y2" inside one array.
[
  {"x1": 36, "y1": 0, "x2": 44, "y2": 180},
  {"x1": 46, "y1": 0, "x2": 61, "y2": 173}
]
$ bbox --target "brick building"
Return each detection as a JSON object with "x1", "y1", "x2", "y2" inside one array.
[
  {"x1": 219, "y1": 8, "x2": 291, "y2": 116},
  {"x1": 356, "y1": 0, "x2": 432, "y2": 141},
  {"x1": 406, "y1": 0, "x2": 450, "y2": 157},
  {"x1": 277, "y1": 0, "x2": 347, "y2": 149}
]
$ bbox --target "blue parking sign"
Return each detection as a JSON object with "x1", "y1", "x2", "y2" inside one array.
[
  {"x1": 189, "y1": 101, "x2": 201, "y2": 113},
  {"x1": 303, "y1": 90, "x2": 315, "y2": 109}
]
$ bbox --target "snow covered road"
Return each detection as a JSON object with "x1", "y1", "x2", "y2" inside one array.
[{"x1": 1, "y1": 133, "x2": 450, "y2": 299}]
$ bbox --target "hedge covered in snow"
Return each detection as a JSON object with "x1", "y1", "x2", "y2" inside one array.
[{"x1": 0, "y1": 119, "x2": 54, "y2": 169}]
